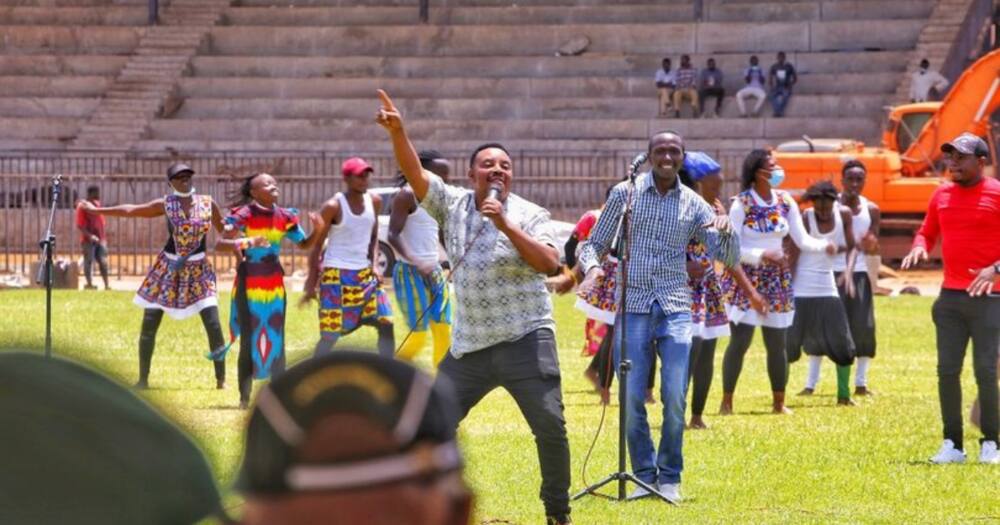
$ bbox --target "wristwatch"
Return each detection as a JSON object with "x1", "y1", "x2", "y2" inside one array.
[{"x1": 994, "y1": 263, "x2": 1000, "y2": 274}]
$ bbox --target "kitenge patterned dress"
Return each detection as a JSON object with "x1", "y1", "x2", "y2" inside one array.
[{"x1": 133, "y1": 194, "x2": 218, "y2": 319}]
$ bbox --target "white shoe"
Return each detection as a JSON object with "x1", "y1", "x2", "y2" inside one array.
[
  {"x1": 980, "y1": 441, "x2": 1000, "y2": 464},
  {"x1": 627, "y1": 485, "x2": 652, "y2": 501},
  {"x1": 929, "y1": 439, "x2": 966, "y2": 464},
  {"x1": 658, "y1": 483, "x2": 682, "y2": 504}
]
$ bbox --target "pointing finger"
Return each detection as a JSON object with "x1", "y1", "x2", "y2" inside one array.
[{"x1": 377, "y1": 89, "x2": 396, "y2": 111}]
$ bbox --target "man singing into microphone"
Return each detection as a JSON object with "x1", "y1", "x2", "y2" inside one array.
[
  {"x1": 578, "y1": 131, "x2": 738, "y2": 503},
  {"x1": 375, "y1": 90, "x2": 572, "y2": 525}
]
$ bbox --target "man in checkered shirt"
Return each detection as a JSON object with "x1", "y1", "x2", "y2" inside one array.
[
  {"x1": 578, "y1": 131, "x2": 739, "y2": 504},
  {"x1": 376, "y1": 90, "x2": 573, "y2": 525}
]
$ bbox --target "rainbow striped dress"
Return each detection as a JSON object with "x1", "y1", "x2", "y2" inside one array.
[{"x1": 225, "y1": 203, "x2": 305, "y2": 379}]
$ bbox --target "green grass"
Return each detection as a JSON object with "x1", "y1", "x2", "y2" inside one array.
[{"x1": 1, "y1": 290, "x2": 997, "y2": 524}]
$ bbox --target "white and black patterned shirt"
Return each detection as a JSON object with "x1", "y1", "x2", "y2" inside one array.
[
  {"x1": 578, "y1": 171, "x2": 739, "y2": 315},
  {"x1": 421, "y1": 173, "x2": 556, "y2": 357}
]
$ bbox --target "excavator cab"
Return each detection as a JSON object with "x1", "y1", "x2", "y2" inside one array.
[{"x1": 882, "y1": 102, "x2": 940, "y2": 172}]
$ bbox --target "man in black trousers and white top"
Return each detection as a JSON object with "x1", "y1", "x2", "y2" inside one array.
[{"x1": 376, "y1": 90, "x2": 572, "y2": 525}]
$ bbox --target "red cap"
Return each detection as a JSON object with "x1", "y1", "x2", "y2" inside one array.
[{"x1": 341, "y1": 157, "x2": 374, "y2": 177}]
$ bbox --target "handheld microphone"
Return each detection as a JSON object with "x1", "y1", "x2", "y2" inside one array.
[
  {"x1": 482, "y1": 183, "x2": 503, "y2": 223},
  {"x1": 486, "y1": 183, "x2": 502, "y2": 202}
]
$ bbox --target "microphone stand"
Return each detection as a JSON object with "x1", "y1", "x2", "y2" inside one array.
[
  {"x1": 37, "y1": 174, "x2": 62, "y2": 359},
  {"x1": 572, "y1": 157, "x2": 674, "y2": 505}
]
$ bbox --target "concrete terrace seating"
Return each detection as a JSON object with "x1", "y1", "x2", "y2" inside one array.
[
  {"x1": 135, "y1": 0, "x2": 935, "y2": 154},
  {"x1": 0, "y1": 0, "x2": 147, "y2": 150}
]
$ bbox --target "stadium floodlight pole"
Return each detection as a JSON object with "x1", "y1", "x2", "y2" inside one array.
[
  {"x1": 572, "y1": 153, "x2": 675, "y2": 505},
  {"x1": 37, "y1": 173, "x2": 62, "y2": 359}
]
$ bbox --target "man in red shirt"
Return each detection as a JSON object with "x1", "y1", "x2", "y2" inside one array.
[
  {"x1": 902, "y1": 132, "x2": 1000, "y2": 465},
  {"x1": 75, "y1": 185, "x2": 110, "y2": 290}
]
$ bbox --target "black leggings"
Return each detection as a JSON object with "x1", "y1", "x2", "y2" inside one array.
[
  {"x1": 313, "y1": 322, "x2": 396, "y2": 358},
  {"x1": 722, "y1": 323, "x2": 788, "y2": 393},
  {"x1": 588, "y1": 324, "x2": 656, "y2": 390},
  {"x1": 688, "y1": 337, "x2": 717, "y2": 416},
  {"x1": 138, "y1": 307, "x2": 226, "y2": 384}
]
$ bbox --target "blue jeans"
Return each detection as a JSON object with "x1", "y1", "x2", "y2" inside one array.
[
  {"x1": 613, "y1": 303, "x2": 692, "y2": 485},
  {"x1": 769, "y1": 86, "x2": 792, "y2": 117}
]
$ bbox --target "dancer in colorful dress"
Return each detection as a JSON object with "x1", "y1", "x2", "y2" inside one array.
[
  {"x1": 303, "y1": 157, "x2": 394, "y2": 359},
  {"x1": 80, "y1": 163, "x2": 227, "y2": 389},
  {"x1": 786, "y1": 181, "x2": 858, "y2": 406},
  {"x1": 387, "y1": 150, "x2": 451, "y2": 366},
  {"x1": 565, "y1": 190, "x2": 611, "y2": 358},
  {"x1": 835, "y1": 159, "x2": 882, "y2": 396},
  {"x1": 681, "y1": 151, "x2": 765, "y2": 429},
  {"x1": 222, "y1": 172, "x2": 323, "y2": 408},
  {"x1": 720, "y1": 149, "x2": 836, "y2": 415}
]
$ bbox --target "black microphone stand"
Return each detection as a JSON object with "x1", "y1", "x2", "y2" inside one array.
[
  {"x1": 37, "y1": 174, "x2": 62, "y2": 359},
  {"x1": 572, "y1": 157, "x2": 674, "y2": 505}
]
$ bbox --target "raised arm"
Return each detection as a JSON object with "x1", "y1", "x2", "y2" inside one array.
[
  {"x1": 375, "y1": 90, "x2": 429, "y2": 201},
  {"x1": 80, "y1": 198, "x2": 165, "y2": 218}
]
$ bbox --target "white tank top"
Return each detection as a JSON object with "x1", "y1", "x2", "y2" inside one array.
[
  {"x1": 398, "y1": 204, "x2": 440, "y2": 266},
  {"x1": 832, "y1": 195, "x2": 871, "y2": 272},
  {"x1": 793, "y1": 208, "x2": 844, "y2": 298},
  {"x1": 322, "y1": 192, "x2": 375, "y2": 270}
]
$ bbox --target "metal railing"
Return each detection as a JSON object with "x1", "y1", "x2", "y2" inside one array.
[{"x1": 0, "y1": 149, "x2": 748, "y2": 276}]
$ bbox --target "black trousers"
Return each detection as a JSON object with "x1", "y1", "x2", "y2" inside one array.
[
  {"x1": 932, "y1": 290, "x2": 1000, "y2": 448},
  {"x1": 722, "y1": 323, "x2": 788, "y2": 393},
  {"x1": 688, "y1": 337, "x2": 717, "y2": 416},
  {"x1": 700, "y1": 86, "x2": 725, "y2": 112},
  {"x1": 436, "y1": 328, "x2": 570, "y2": 518},
  {"x1": 138, "y1": 307, "x2": 226, "y2": 384}
]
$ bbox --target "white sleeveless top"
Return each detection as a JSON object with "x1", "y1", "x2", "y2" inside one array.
[
  {"x1": 793, "y1": 208, "x2": 845, "y2": 298},
  {"x1": 322, "y1": 192, "x2": 375, "y2": 270},
  {"x1": 832, "y1": 195, "x2": 871, "y2": 272},
  {"x1": 398, "y1": 204, "x2": 440, "y2": 266}
]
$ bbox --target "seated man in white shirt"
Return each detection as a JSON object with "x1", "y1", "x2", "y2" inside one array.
[
  {"x1": 655, "y1": 58, "x2": 677, "y2": 117},
  {"x1": 736, "y1": 55, "x2": 767, "y2": 117},
  {"x1": 909, "y1": 58, "x2": 950, "y2": 103}
]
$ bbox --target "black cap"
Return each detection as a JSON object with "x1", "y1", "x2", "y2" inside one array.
[
  {"x1": 0, "y1": 352, "x2": 221, "y2": 525},
  {"x1": 167, "y1": 162, "x2": 195, "y2": 180},
  {"x1": 941, "y1": 132, "x2": 989, "y2": 157},
  {"x1": 237, "y1": 351, "x2": 462, "y2": 495}
]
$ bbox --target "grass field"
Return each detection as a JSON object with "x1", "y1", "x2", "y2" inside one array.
[{"x1": 1, "y1": 289, "x2": 997, "y2": 524}]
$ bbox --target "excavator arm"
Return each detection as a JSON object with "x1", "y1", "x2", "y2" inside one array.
[{"x1": 900, "y1": 47, "x2": 1000, "y2": 176}]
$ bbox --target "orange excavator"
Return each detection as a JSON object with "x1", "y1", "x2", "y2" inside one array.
[{"x1": 773, "y1": 47, "x2": 1000, "y2": 258}]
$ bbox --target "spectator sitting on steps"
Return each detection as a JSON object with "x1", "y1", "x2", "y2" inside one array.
[
  {"x1": 673, "y1": 54, "x2": 699, "y2": 118},
  {"x1": 699, "y1": 57, "x2": 725, "y2": 118},
  {"x1": 655, "y1": 58, "x2": 677, "y2": 117},
  {"x1": 736, "y1": 55, "x2": 767, "y2": 118},
  {"x1": 910, "y1": 58, "x2": 950, "y2": 103},
  {"x1": 768, "y1": 51, "x2": 797, "y2": 118}
]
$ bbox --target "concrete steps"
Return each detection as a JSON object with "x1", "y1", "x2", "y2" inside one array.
[
  {"x1": 146, "y1": 116, "x2": 880, "y2": 143},
  {"x1": 67, "y1": 0, "x2": 231, "y2": 151},
  {"x1": 171, "y1": 94, "x2": 890, "y2": 120},
  {"x1": 203, "y1": 20, "x2": 925, "y2": 57},
  {"x1": 188, "y1": 50, "x2": 911, "y2": 79},
  {"x1": 175, "y1": 73, "x2": 899, "y2": 99}
]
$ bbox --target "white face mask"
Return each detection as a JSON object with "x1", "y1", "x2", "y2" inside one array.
[{"x1": 172, "y1": 187, "x2": 195, "y2": 197}]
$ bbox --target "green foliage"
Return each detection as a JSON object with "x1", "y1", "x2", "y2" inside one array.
[{"x1": 1, "y1": 291, "x2": 996, "y2": 524}]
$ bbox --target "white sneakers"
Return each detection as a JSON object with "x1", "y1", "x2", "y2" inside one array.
[
  {"x1": 929, "y1": 440, "x2": 966, "y2": 464},
  {"x1": 980, "y1": 441, "x2": 999, "y2": 464},
  {"x1": 627, "y1": 483, "x2": 682, "y2": 503},
  {"x1": 658, "y1": 483, "x2": 682, "y2": 504},
  {"x1": 929, "y1": 439, "x2": 1000, "y2": 464}
]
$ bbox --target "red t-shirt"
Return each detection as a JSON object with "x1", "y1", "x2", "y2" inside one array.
[
  {"x1": 75, "y1": 199, "x2": 106, "y2": 244},
  {"x1": 912, "y1": 177, "x2": 1000, "y2": 291}
]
